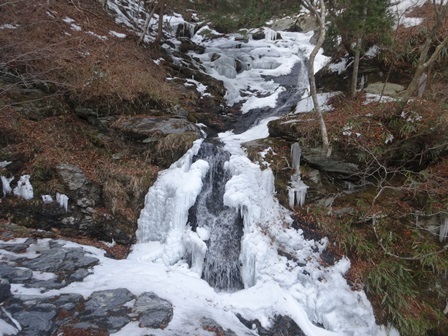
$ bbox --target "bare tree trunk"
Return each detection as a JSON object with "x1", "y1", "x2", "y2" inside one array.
[
  {"x1": 138, "y1": 2, "x2": 157, "y2": 45},
  {"x1": 154, "y1": 0, "x2": 165, "y2": 45},
  {"x1": 398, "y1": 0, "x2": 448, "y2": 111},
  {"x1": 303, "y1": 0, "x2": 330, "y2": 157},
  {"x1": 351, "y1": 36, "x2": 362, "y2": 98},
  {"x1": 399, "y1": 34, "x2": 448, "y2": 110},
  {"x1": 350, "y1": 1, "x2": 367, "y2": 98}
]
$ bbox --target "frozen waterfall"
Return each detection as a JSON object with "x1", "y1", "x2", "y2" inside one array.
[
  {"x1": 131, "y1": 21, "x2": 386, "y2": 336},
  {"x1": 188, "y1": 141, "x2": 244, "y2": 290}
]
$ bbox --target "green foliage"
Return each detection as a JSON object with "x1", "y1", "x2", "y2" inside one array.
[
  {"x1": 196, "y1": 0, "x2": 299, "y2": 32},
  {"x1": 365, "y1": 260, "x2": 433, "y2": 336},
  {"x1": 327, "y1": 0, "x2": 393, "y2": 54}
]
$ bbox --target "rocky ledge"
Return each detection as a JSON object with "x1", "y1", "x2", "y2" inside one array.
[{"x1": 0, "y1": 238, "x2": 173, "y2": 335}]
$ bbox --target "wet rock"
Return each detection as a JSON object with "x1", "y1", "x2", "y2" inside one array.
[
  {"x1": 201, "y1": 317, "x2": 237, "y2": 336},
  {"x1": 302, "y1": 148, "x2": 359, "y2": 175},
  {"x1": 26, "y1": 279, "x2": 66, "y2": 290},
  {"x1": 0, "y1": 264, "x2": 33, "y2": 282},
  {"x1": 178, "y1": 37, "x2": 205, "y2": 54},
  {"x1": 297, "y1": 15, "x2": 318, "y2": 33},
  {"x1": 133, "y1": 292, "x2": 173, "y2": 329},
  {"x1": 12, "y1": 304, "x2": 57, "y2": 336},
  {"x1": 53, "y1": 293, "x2": 84, "y2": 312},
  {"x1": 112, "y1": 116, "x2": 199, "y2": 142},
  {"x1": 62, "y1": 249, "x2": 99, "y2": 271},
  {"x1": 84, "y1": 288, "x2": 134, "y2": 317},
  {"x1": 271, "y1": 15, "x2": 316, "y2": 33},
  {"x1": 69, "y1": 268, "x2": 90, "y2": 282},
  {"x1": 0, "y1": 238, "x2": 36, "y2": 253},
  {"x1": 0, "y1": 278, "x2": 11, "y2": 301},
  {"x1": 0, "y1": 305, "x2": 18, "y2": 334},
  {"x1": 252, "y1": 30, "x2": 265, "y2": 40},
  {"x1": 271, "y1": 17, "x2": 299, "y2": 32},
  {"x1": 79, "y1": 288, "x2": 134, "y2": 333},
  {"x1": 22, "y1": 248, "x2": 66, "y2": 272},
  {"x1": 237, "y1": 314, "x2": 306, "y2": 336},
  {"x1": 364, "y1": 82, "x2": 405, "y2": 96},
  {"x1": 57, "y1": 163, "x2": 87, "y2": 191}
]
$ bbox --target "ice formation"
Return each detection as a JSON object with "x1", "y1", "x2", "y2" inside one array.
[
  {"x1": 0, "y1": 161, "x2": 11, "y2": 168},
  {"x1": 288, "y1": 142, "x2": 308, "y2": 208},
  {"x1": 41, "y1": 195, "x2": 53, "y2": 204},
  {"x1": 13, "y1": 175, "x2": 33, "y2": 200},
  {"x1": 56, "y1": 193, "x2": 69, "y2": 212},
  {"x1": 1, "y1": 176, "x2": 14, "y2": 197},
  {"x1": 135, "y1": 139, "x2": 208, "y2": 265}
]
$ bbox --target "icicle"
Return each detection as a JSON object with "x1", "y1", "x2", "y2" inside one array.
[
  {"x1": 13, "y1": 175, "x2": 33, "y2": 200},
  {"x1": 184, "y1": 226, "x2": 207, "y2": 275},
  {"x1": 1, "y1": 176, "x2": 14, "y2": 197},
  {"x1": 291, "y1": 142, "x2": 302, "y2": 173},
  {"x1": 439, "y1": 215, "x2": 448, "y2": 243},
  {"x1": 56, "y1": 192, "x2": 69, "y2": 212},
  {"x1": 41, "y1": 195, "x2": 53, "y2": 204},
  {"x1": 288, "y1": 143, "x2": 308, "y2": 208},
  {"x1": 136, "y1": 139, "x2": 207, "y2": 266},
  {"x1": 288, "y1": 173, "x2": 308, "y2": 208},
  {"x1": 240, "y1": 242, "x2": 256, "y2": 288},
  {"x1": 264, "y1": 28, "x2": 278, "y2": 41}
]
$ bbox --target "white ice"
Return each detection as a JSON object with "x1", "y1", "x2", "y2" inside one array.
[
  {"x1": 56, "y1": 193, "x2": 69, "y2": 212},
  {"x1": 192, "y1": 26, "x2": 329, "y2": 110},
  {"x1": 109, "y1": 30, "x2": 127, "y2": 38},
  {"x1": 134, "y1": 139, "x2": 208, "y2": 266},
  {"x1": 1, "y1": 176, "x2": 14, "y2": 197},
  {"x1": 13, "y1": 175, "x2": 33, "y2": 200},
  {"x1": 41, "y1": 195, "x2": 53, "y2": 204},
  {"x1": 0, "y1": 161, "x2": 11, "y2": 168}
]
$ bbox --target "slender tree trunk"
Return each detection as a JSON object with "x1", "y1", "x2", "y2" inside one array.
[
  {"x1": 154, "y1": 0, "x2": 165, "y2": 45},
  {"x1": 398, "y1": 0, "x2": 448, "y2": 111},
  {"x1": 307, "y1": 0, "x2": 330, "y2": 157},
  {"x1": 350, "y1": 1, "x2": 367, "y2": 99},
  {"x1": 399, "y1": 34, "x2": 448, "y2": 110},
  {"x1": 351, "y1": 36, "x2": 362, "y2": 98},
  {"x1": 138, "y1": 2, "x2": 157, "y2": 45}
]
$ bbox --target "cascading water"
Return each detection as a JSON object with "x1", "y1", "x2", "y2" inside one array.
[
  {"x1": 131, "y1": 24, "x2": 385, "y2": 336},
  {"x1": 188, "y1": 141, "x2": 244, "y2": 290}
]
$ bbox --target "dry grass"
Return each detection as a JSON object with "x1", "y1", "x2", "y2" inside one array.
[{"x1": 0, "y1": 0, "x2": 180, "y2": 109}]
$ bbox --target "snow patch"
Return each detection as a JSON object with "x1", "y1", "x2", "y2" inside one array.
[{"x1": 109, "y1": 30, "x2": 126, "y2": 38}]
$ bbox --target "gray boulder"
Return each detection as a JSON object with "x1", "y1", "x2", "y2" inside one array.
[
  {"x1": 133, "y1": 292, "x2": 173, "y2": 329},
  {"x1": 0, "y1": 264, "x2": 33, "y2": 282},
  {"x1": 13, "y1": 305, "x2": 57, "y2": 336},
  {"x1": 112, "y1": 116, "x2": 199, "y2": 142},
  {"x1": 84, "y1": 288, "x2": 134, "y2": 316},
  {"x1": 57, "y1": 163, "x2": 87, "y2": 191},
  {"x1": 0, "y1": 278, "x2": 11, "y2": 302}
]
